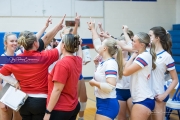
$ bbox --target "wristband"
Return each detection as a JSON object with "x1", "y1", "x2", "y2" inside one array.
[{"x1": 45, "y1": 109, "x2": 51, "y2": 114}]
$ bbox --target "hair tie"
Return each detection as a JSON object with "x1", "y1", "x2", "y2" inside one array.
[{"x1": 115, "y1": 45, "x2": 120, "y2": 49}]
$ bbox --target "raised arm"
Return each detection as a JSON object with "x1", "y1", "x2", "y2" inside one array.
[
  {"x1": 123, "y1": 52, "x2": 141, "y2": 76},
  {"x1": 98, "y1": 22, "x2": 105, "y2": 32},
  {"x1": 116, "y1": 40, "x2": 135, "y2": 53},
  {"x1": 122, "y1": 25, "x2": 132, "y2": 44},
  {"x1": 72, "y1": 13, "x2": 81, "y2": 35},
  {"x1": 87, "y1": 19, "x2": 101, "y2": 53},
  {"x1": 42, "y1": 15, "x2": 66, "y2": 47},
  {"x1": 36, "y1": 16, "x2": 52, "y2": 44}
]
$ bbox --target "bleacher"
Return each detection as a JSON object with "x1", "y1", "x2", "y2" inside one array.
[
  {"x1": 165, "y1": 24, "x2": 180, "y2": 120},
  {"x1": 169, "y1": 24, "x2": 180, "y2": 80}
]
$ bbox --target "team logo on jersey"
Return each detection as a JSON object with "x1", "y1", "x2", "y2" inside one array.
[{"x1": 158, "y1": 56, "x2": 162, "y2": 59}]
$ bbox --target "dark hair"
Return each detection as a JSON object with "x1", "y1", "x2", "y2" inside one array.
[
  {"x1": 120, "y1": 32, "x2": 131, "y2": 38},
  {"x1": 62, "y1": 34, "x2": 80, "y2": 53},
  {"x1": 120, "y1": 30, "x2": 134, "y2": 39},
  {"x1": 53, "y1": 38, "x2": 56, "y2": 42},
  {"x1": 128, "y1": 30, "x2": 134, "y2": 38},
  {"x1": 150, "y1": 26, "x2": 172, "y2": 55},
  {"x1": 18, "y1": 31, "x2": 37, "y2": 50}
]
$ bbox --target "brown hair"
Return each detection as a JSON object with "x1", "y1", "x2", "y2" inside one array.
[
  {"x1": 62, "y1": 34, "x2": 80, "y2": 53},
  {"x1": 150, "y1": 26, "x2": 172, "y2": 55},
  {"x1": 18, "y1": 31, "x2": 37, "y2": 50}
]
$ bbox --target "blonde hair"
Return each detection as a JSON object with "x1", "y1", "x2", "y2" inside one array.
[
  {"x1": 104, "y1": 38, "x2": 123, "y2": 79},
  {"x1": 18, "y1": 32, "x2": 37, "y2": 50},
  {"x1": 3, "y1": 32, "x2": 17, "y2": 51},
  {"x1": 136, "y1": 32, "x2": 156, "y2": 70},
  {"x1": 62, "y1": 34, "x2": 80, "y2": 53}
]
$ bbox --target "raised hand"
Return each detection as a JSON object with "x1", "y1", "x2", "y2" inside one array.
[
  {"x1": 87, "y1": 17, "x2": 95, "y2": 31},
  {"x1": 72, "y1": 13, "x2": 80, "y2": 35},
  {"x1": 122, "y1": 25, "x2": 129, "y2": 33},
  {"x1": 45, "y1": 16, "x2": 52, "y2": 28},
  {"x1": 75, "y1": 13, "x2": 81, "y2": 25},
  {"x1": 98, "y1": 22, "x2": 102, "y2": 29},
  {"x1": 99, "y1": 31, "x2": 111, "y2": 38},
  {"x1": 131, "y1": 52, "x2": 138, "y2": 59},
  {"x1": 57, "y1": 14, "x2": 66, "y2": 31}
]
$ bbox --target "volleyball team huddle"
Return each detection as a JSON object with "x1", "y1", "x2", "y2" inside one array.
[{"x1": 0, "y1": 13, "x2": 178, "y2": 120}]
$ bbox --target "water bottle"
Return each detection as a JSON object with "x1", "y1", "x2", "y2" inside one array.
[{"x1": 82, "y1": 45, "x2": 91, "y2": 65}]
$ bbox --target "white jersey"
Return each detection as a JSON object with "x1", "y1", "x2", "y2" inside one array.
[
  {"x1": 151, "y1": 50, "x2": 175, "y2": 97},
  {"x1": 0, "y1": 53, "x2": 16, "y2": 87},
  {"x1": 130, "y1": 52, "x2": 154, "y2": 102},
  {"x1": 116, "y1": 76, "x2": 131, "y2": 89},
  {"x1": 94, "y1": 58, "x2": 118, "y2": 99},
  {"x1": 15, "y1": 48, "x2": 24, "y2": 55}
]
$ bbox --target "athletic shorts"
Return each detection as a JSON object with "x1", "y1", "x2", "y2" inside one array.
[
  {"x1": 133, "y1": 98, "x2": 155, "y2": 111},
  {"x1": 116, "y1": 88, "x2": 131, "y2": 101},
  {"x1": 96, "y1": 97, "x2": 119, "y2": 119}
]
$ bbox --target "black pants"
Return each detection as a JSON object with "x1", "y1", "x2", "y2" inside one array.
[
  {"x1": 50, "y1": 102, "x2": 80, "y2": 120},
  {"x1": 19, "y1": 97, "x2": 46, "y2": 120}
]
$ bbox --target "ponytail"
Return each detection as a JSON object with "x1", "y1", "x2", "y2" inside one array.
[
  {"x1": 116, "y1": 48, "x2": 123, "y2": 79},
  {"x1": 163, "y1": 33, "x2": 172, "y2": 55},
  {"x1": 150, "y1": 42, "x2": 156, "y2": 70},
  {"x1": 74, "y1": 35, "x2": 80, "y2": 52},
  {"x1": 18, "y1": 32, "x2": 36, "y2": 50},
  {"x1": 62, "y1": 34, "x2": 80, "y2": 53},
  {"x1": 18, "y1": 36, "x2": 27, "y2": 49}
]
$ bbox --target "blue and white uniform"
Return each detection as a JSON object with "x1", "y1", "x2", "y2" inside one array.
[
  {"x1": 150, "y1": 50, "x2": 175, "y2": 102},
  {"x1": 94, "y1": 58, "x2": 119, "y2": 119},
  {"x1": 131, "y1": 52, "x2": 155, "y2": 111}
]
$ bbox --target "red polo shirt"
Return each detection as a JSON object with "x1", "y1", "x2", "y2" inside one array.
[
  {"x1": 0, "y1": 48, "x2": 59, "y2": 94},
  {"x1": 47, "y1": 56, "x2": 82, "y2": 111}
]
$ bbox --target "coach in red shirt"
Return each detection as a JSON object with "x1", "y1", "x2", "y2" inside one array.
[
  {"x1": 0, "y1": 15, "x2": 65, "y2": 120},
  {"x1": 44, "y1": 34, "x2": 82, "y2": 120}
]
